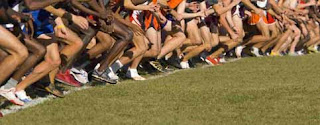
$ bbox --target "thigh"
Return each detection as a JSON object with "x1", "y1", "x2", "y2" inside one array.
[
  {"x1": 233, "y1": 15, "x2": 244, "y2": 38},
  {"x1": 132, "y1": 34, "x2": 148, "y2": 49},
  {"x1": 257, "y1": 21, "x2": 270, "y2": 37},
  {"x1": 0, "y1": 26, "x2": 26, "y2": 54},
  {"x1": 200, "y1": 26, "x2": 212, "y2": 45},
  {"x1": 23, "y1": 37, "x2": 45, "y2": 53},
  {"x1": 112, "y1": 19, "x2": 131, "y2": 38},
  {"x1": 146, "y1": 28, "x2": 160, "y2": 51},
  {"x1": 62, "y1": 27, "x2": 82, "y2": 45},
  {"x1": 268, "y1": 23, "x2": 279, "y2": 37},
  {"x1": 186, "y1": 20, "x2": 202, "y2": 44},
  {"x1": 45, "y1": 43, "x2": 60, "y2": 61}
]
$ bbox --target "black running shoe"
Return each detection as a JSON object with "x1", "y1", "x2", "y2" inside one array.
[{"x1": 165, "y1": 57, "x2": 182, "y2": 69}]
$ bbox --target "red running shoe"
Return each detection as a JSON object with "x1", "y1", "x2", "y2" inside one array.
[
  {"x1": 55, "y1": 69, "x2": 82, "y2": 87},
  {"x1": 205, "y1": 57, "x2": 220, "y2": 66}
]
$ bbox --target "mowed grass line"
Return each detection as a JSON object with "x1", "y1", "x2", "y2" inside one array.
[{"x1": 1, "y1": 54, "x2": 320, "y2": 124}]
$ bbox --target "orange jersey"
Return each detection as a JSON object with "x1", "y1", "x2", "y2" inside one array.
[
  {"x1": 167, "y1": 0, "x2": 183, "y2": 9},
  {"x1": 144, "y1": 0, "x2": 160, "y2": 30}
]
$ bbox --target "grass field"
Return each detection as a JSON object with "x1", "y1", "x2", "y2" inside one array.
[{"x1": 1, "y1": 54, "x2": 320, "y2": 124}]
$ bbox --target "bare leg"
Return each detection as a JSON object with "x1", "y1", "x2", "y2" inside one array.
[
  {"x1": 15, "y1": 35, "x2": 61, "y2": 91},
  {"x1": 11, "y1": 38, "x2": 46, "y2": 81},
  {"x1": 98, "y1": 20, "x2": 133, "y2": 71},
  {"x1": 0, "y1": 26, "x2": 28, "y2": 84}
]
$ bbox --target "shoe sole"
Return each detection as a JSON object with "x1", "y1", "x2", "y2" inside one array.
[
  {"x1": 9, "y1": 100, "x2": 24, "y2": 106},
  {"x1": 0, "y1": 92, "x2": 24, "y2": 106},
  {"x1": 55, "y1": 78, "x2": 82, "y2": 87},
  {"x1": 92, "y1": 74, "x2": 117, "y2": 84},
  {"x1": 149, "y1": 63, "x2": 165, "y2": 73},
  {"x1": 33, "y1": 86, "x2": 65, "y2": 98}
]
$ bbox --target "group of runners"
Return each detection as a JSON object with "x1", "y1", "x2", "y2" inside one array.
[{"x1": 0, "y1": 0, "x2": 319, "y2": 106}]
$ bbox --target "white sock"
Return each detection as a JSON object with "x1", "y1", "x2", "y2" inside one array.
[
  {"x1": 129, "y1": 68, "x2": 139, "y2": 77},
  {"x1": 3, "y1": 78, "x2": 18, "y2": 89},
  {"x1": 110, "y1": 60, "x2": 123, "y2": 73}
]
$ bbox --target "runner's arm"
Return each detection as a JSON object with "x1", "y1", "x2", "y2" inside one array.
[
  {"x1": 269, "y1": 0, "x2": 283, "y2": 14},
  {"x1": 213, "y1": 0, "x2": 240, "y2": 15},
  {"x1": 71, "y1": 0, "x2": 102, "y2": 18},
  {"x1": 24, "y1": 0, "x2": 63, "y2": 10},
  {"x1": 176, "y1": 0, "x2": 203, "y2": 19},
  {"x1": 124, "y1": 0, "x2": 153, "y2": 10}
]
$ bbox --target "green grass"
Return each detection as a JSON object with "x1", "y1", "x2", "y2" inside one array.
[{"x1": 2, "y1": 54, "x2": 320, "y2": 124}]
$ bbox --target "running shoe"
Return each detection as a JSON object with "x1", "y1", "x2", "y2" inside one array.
[
  {"x1": 44, "y1": 83, "x2": 64, "y2": 98},
  {"x1": 165, "y1": 57, "x2": 182, "y2": 69},
  {"x1": 180, "y1": 61, "x2": 190, "y2": 69},
  {"x1": 307, "y1": 46, "x2": 318, "y2": 53},
  {"x1": 235, "y1": 46, "x2": 244, "y2": 58},
  {"x1": 92, "y1": 69, "x2": 117, "y2": 84},
  {"x1": 15, "y1": 90, "x2": 32, "y2": 103},
  {"x1": 33, "y1": 82, "x2": 64, "y2": 98},
  {"x1": 251, "y1": 47, "x2": 262, "y2": 57},
  {"x1": 205, "y1": 57, "x2": 219, "y2": 65},
  {"x1": 0, "y1": 87, "x2": 24, "y2": 106},
  {"x1": 55, "y1": 69, "x2": 82, "y2": 87},
  {"x1": 126, "y1": 69, "x2": 146, "y2": 81},
  {"x1": 219, "y1": 57, "x2": 227, "y2": 63},
  {"x1": 70, "y1": 68, "x2": 89, "y2": 84},
  {"x1": 288, "y1": 52, "x2": 299, "y2": 56},
  {"x1": 270, "y1": 51, "x2": 281, "y2": 56},
  {"x1": 149, "y1": 60, "x2": 166, "y2": 72}
]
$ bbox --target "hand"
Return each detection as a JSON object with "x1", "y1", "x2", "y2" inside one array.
[
  {"x1": 54, "y1": 24, "x2": 68, "y2": 39},
  {"x1": 154, "y1": 3, "x2": 161, "y2": 12},
  {"x1": 175, "y1": 14, "x2": 183, "y2": 21},
  {"x1": 86, "y1": 16, "x2": 97, "y2": 26},
  {"x1": 197, "y1": 11, "x2": 205, "y2": 17},
  {"x1": 99, "y1": 19, "x2": 114, "y2": 33},
  {"x1": 11, "y1": 14, "x2": 22, "y2": 23},
  {"x1": 232, "y1": 26, "x2": 241, "y2": 35},
  {"x1": 255, "y1": 9, "x2": 264, "y2": 17},
  {"x1": 129, "y1": 23, "x2": 145, "y2": 35},
  {"x1": 147, "y1": 4, "x2": 157, "y2": 12},
  {"x1": 72, "y1": 15, "x2": 89, "y2": 30},
  {"x1": 99, "y1": 12, "x2": 108, "y2": 20},
  {"x1": 230, "y1": 32, "x2": 239, "y2": 40},
  {"x1": 25, "y1": 18, "x2": 35, "y2": 38}
]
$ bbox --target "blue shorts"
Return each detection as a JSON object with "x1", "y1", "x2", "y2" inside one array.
[{"x1": 24, "y1": 9, "x2": 54, "y2": 37}]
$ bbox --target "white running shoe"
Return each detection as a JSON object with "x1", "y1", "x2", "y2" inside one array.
[
  {"x1": 288, "y1": 52, "x2": 299, "y2": 56},
  {"x1": 15, "y1": 90, "x2": 32, "y2": 103},
  {"x1": 235, "y1": 46, "x2": 244, "y2": 58},
  {"x1": 0, "y1": 87, "x2": 24, "y2": 106},
  {"x1": 219, "y1": 57, "x2": 227, "y2": 63},
  {"x1": 251, "y1": 47, "x2": 262, "y2": 57},
  {"x1": 180, "y1": 61, "x2": 190, "y2": 69},
  {"x1": 105, "y1": 67, "x2": 119, "y2": 80},
  {"x1": 126, "y1": 69, "x2": 146, "y2": 81},
  {"x1": 70, "y1": 68, "x2": 89, "y2": 84},
  {"x1": 297, "y1": 50, "x2": 305, "y2": 55},
  {"x1": 94, "y1": 63, "x2": 119, "y2": 80}
]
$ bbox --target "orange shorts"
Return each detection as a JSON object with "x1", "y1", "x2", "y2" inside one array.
[
  {"x1": 266, "y1": 13, "x2": 275, "y2": 24},
  {"x1": 248, "y1": 12, "x2": 268, "y2": 25},
  {"x1": 249, "y1": 12, "x2": 275, "y2": 25}
]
